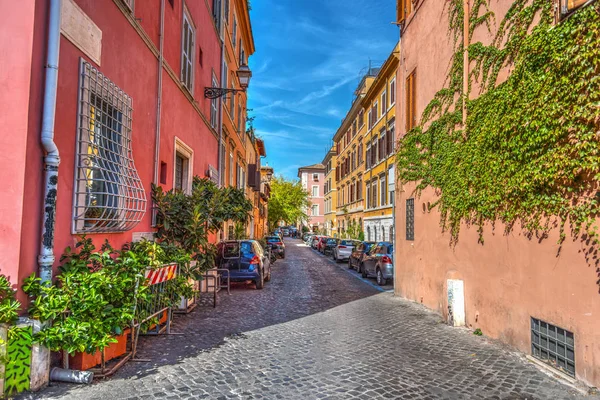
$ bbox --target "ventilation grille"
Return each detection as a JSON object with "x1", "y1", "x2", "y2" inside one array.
[{"x1": 531, "y1": 317, "x2": 575, "y2": 377}]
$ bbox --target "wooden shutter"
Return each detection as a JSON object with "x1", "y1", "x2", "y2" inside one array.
[{"x1": 406, "y1": 70, "x2": 416, "y2": 131}]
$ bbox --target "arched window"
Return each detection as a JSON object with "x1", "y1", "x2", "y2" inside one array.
[
  {"x1": 374, "y1": 227, "x2": 378, "y2": 242},
  {"x1": 382, "y1": 228, "x2": 386, "y2": 242},
  {"x1": 390, "y1": 226, "x2": 394, "y2": 243},
  {"x1": 367, "y1": 226, "x2": 371, "y2": 241}
]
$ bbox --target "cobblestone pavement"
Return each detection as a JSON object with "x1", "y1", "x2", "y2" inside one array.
[{"x1": 25, "y1": 239, "x2": 592, "y2": 400}]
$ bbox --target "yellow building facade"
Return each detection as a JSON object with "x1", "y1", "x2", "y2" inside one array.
[
  {"x1": 333, "y1": 71, "x2": 378, "y2": 238},
  {"x1": 322, "y1": 146, "x2": 337, "y2": 237},
  {"x1": 361, "y1": 44, "x2": 399, "y2": 242}
]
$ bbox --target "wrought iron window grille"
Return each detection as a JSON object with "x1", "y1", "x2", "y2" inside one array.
[{"x1": 72, "y1": 59, "x2": 146, "y2": 233}]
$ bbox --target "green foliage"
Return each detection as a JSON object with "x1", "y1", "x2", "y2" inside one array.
[
  {"x1": 267, "y1": 176, "x2": 311, "y2": 228},
  {"x1": 153, "y1": 177, "x2": 253, "y2": 276},
  {"x1": 0, "y1": 275, "x2": 19, "y2": 325},
  {"x1": 474, "y1": 328, "x2": 483, "y2": 336},
  {"x1": 396, "y1": 2, "x2": 600, "y2": 244},
  {"x1": 233, "y1": 221, "x2": 247, "y2": 240},
  {"x1": 22, "y1": 237, "x2": 149, "y2": 355}
]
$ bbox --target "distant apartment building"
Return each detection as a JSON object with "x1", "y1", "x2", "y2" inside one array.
[
  {"x1": 361, "y1": 45, "x2": 398, "y2": 243},
  {"x1": 393, "y1": 0, "x2": 600, "y2": 387},
  {"x1": 322, "y1": 146, "x2": 338, "y2": 237},
  {"x1": 332, "y1": 68, "x2": 378, "y2": 238},
  {"x1": 298, "y1": 164, "x2": 325, "y2": 232}
]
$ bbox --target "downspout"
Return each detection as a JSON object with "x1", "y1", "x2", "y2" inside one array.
[
  {"x1": 217, "y1": 2, "x2": 224, "y2": 188},
  {"x1": 152, "y1": 0, "x2": 165, "y2": 225},
  {"x1": 38, "y1": 0, "x2": 62, "y2": 285}
]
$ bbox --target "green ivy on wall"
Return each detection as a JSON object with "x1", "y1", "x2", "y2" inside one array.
[{"x1": 396, "y1": 1, "x2": 600, "y2": 244}]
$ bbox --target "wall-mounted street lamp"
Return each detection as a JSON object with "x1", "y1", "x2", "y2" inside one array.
[{"x1": 204, "y1": 64, "x2": 253, "y2": 99}]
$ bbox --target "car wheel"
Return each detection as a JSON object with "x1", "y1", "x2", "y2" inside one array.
[
  {"x1": 255, "y1": 270, "x2": 264, "y2": 289},
  {"x1": 361, "y1": 263, "x2": 367, "y2": 278},
  {"x1": 376, "y1": 268, "x2": 387, "y2": 286}
]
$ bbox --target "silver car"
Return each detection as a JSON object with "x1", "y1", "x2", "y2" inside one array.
[
  {"x1": 332, "y1": 239, "x2": 358, "y2": 262},
  {"x1": 361, "y1": 242, "x2": 394, "y2": 286}
]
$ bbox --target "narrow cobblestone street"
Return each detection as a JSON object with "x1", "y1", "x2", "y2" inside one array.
[{"x1": 26, "y1": 239, "x2": 589, "y2": 400}]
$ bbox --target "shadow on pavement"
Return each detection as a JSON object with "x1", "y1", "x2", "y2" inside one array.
[{"x1": 27, "y1": 238, "x2": 381, "y2": 398}]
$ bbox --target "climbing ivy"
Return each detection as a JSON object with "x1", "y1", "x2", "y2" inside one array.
[{"x1": 396, "y1": 2, "x2": 600, "y2": 244}]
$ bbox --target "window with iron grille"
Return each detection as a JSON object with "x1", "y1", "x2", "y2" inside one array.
[
  {"x1": 406, "y1": 198, "x2": 414, "y2": 240},
  {"x1": 181, "y1": 8, "x2": 195, "y2": 93},
  {"x1": 73, "y1": 59, "x2": 146, "y2": 233},
  {"x1": 531, "y1": 318, "x2": 575, "y2": 377}
]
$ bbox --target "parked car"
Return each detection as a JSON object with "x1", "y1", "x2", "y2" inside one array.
[
  {"x1": 317, "y1": 236, "x2": 330, "y2": 253},
  {"x1": 311, "y1": 235, "x2": 321, "y2": 249},
  {"x1": 266, "y1": 235, "x2": 286, "y2": 259},
  {"x1": 216, "y1": 240, "x2": 271, "y2": 289},
  {"x1": 302, "y1": 233, "x2": 312, "y2": 242},
  {"x1": 361, "y1": 242, "x2": 394, "y2": 286},
  {"x1": 348, "y1": 241, "x2": 376, "y2": 273},
  {"x1": 282, "y1": 228, "x2": 290, "y2": 237},
  {"x1": 332, "y1": 239, "x2": 358, "y2": 262},
  {"x1": 323, "y1": 238, "x2": 338, "y2": 255},
  {"x1": 273, "y1": 230, "x2": 283, "y2": 240}
]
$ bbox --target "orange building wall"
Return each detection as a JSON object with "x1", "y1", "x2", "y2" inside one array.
[{"x1": 394, "y1": 0, "x2": 600, "y2": 387}]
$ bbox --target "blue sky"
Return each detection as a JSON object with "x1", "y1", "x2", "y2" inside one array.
[{"x1": 247, "y1": 0, "x2": 398, "y2": 180}]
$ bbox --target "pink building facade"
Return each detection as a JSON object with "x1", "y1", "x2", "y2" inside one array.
[
  {"x1": 298, "y1": 164, "x2": 325, "y2": 232},
  {"x1": 1, "y1": 0, "x2": 228, "y2": 304}
]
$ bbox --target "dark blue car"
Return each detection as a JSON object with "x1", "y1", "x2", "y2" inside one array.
[{"x1": 217, "y1": 240, "x2": 272, "y2": 289}]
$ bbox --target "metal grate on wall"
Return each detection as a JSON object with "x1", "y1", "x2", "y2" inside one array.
[
  {"x1": 406, "y1": 198, "x2": 414, "y2": 240},
  {"x1": 72, "y1": 59, "x2": 146, "y2": 233},
  {"x1": 531, "y1": 317, "x2": 575, "y2": 377}
]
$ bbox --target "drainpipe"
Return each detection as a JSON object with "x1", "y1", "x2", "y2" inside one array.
[
  {"x1": 152, "y1": 0, "x2": 165, "y2": 225},
  {"x1": 216, "y1": 3, "x2": 224, "y2": 188},
  {"x1": 38, "y1": 0, "x2": 62, "y2": 285}
]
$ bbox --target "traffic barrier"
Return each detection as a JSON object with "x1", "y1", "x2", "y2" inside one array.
[{"x1": 131, "y1": 263, "x2": 179, "y2": 358}]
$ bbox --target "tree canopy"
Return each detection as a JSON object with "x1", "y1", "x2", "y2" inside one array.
[{"x1": 267, "y1": 176, "x2": 311, "y2": 229}]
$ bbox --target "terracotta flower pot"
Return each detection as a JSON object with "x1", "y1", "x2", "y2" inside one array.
[{"x1": 68, "y1": 328, "x2": 130, "y2": 371}]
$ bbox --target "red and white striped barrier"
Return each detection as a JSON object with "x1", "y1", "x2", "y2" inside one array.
[{"x1": 144, "y1": 263, "x2": 177, "y2": 285}]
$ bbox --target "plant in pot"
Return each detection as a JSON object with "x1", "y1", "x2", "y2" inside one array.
[{"x1": 22, "y1": 237, "x2": 148, "y2": 371}]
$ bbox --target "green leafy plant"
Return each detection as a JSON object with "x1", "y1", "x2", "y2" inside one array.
[
  {"x1": 396, "y1": 2, "x2": 600, "y2": 246},
  {"x1": 153, "y1": 176, "x2": 253, "y2": 278},
  {"x1": 0, "y1": 275, "x2": 20, "y2": 325},
  {"x1": 474, "y1": 328, "x2": 483, "y2": 336},
  {"x1": 22, "y1": 237, "x2": 148, "y2": 355}
]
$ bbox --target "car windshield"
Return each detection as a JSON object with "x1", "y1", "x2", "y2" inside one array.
[
  {"x1": 266, "y1": 237, "x2": 280, "y2": 242},
  {"x1": 327, "y1": 239, "x2": 337, "y2": 244},
  {"x1": 340, "y1": 240, "x2": 354, "y2": 246}
]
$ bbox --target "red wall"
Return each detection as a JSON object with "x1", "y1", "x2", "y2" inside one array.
[
  {"x1": 0, "y1": 2, "x2": 36, "y2": 295},
  {"x1": 16, "y1": 0, "x2": 221, "y2": 301}
]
